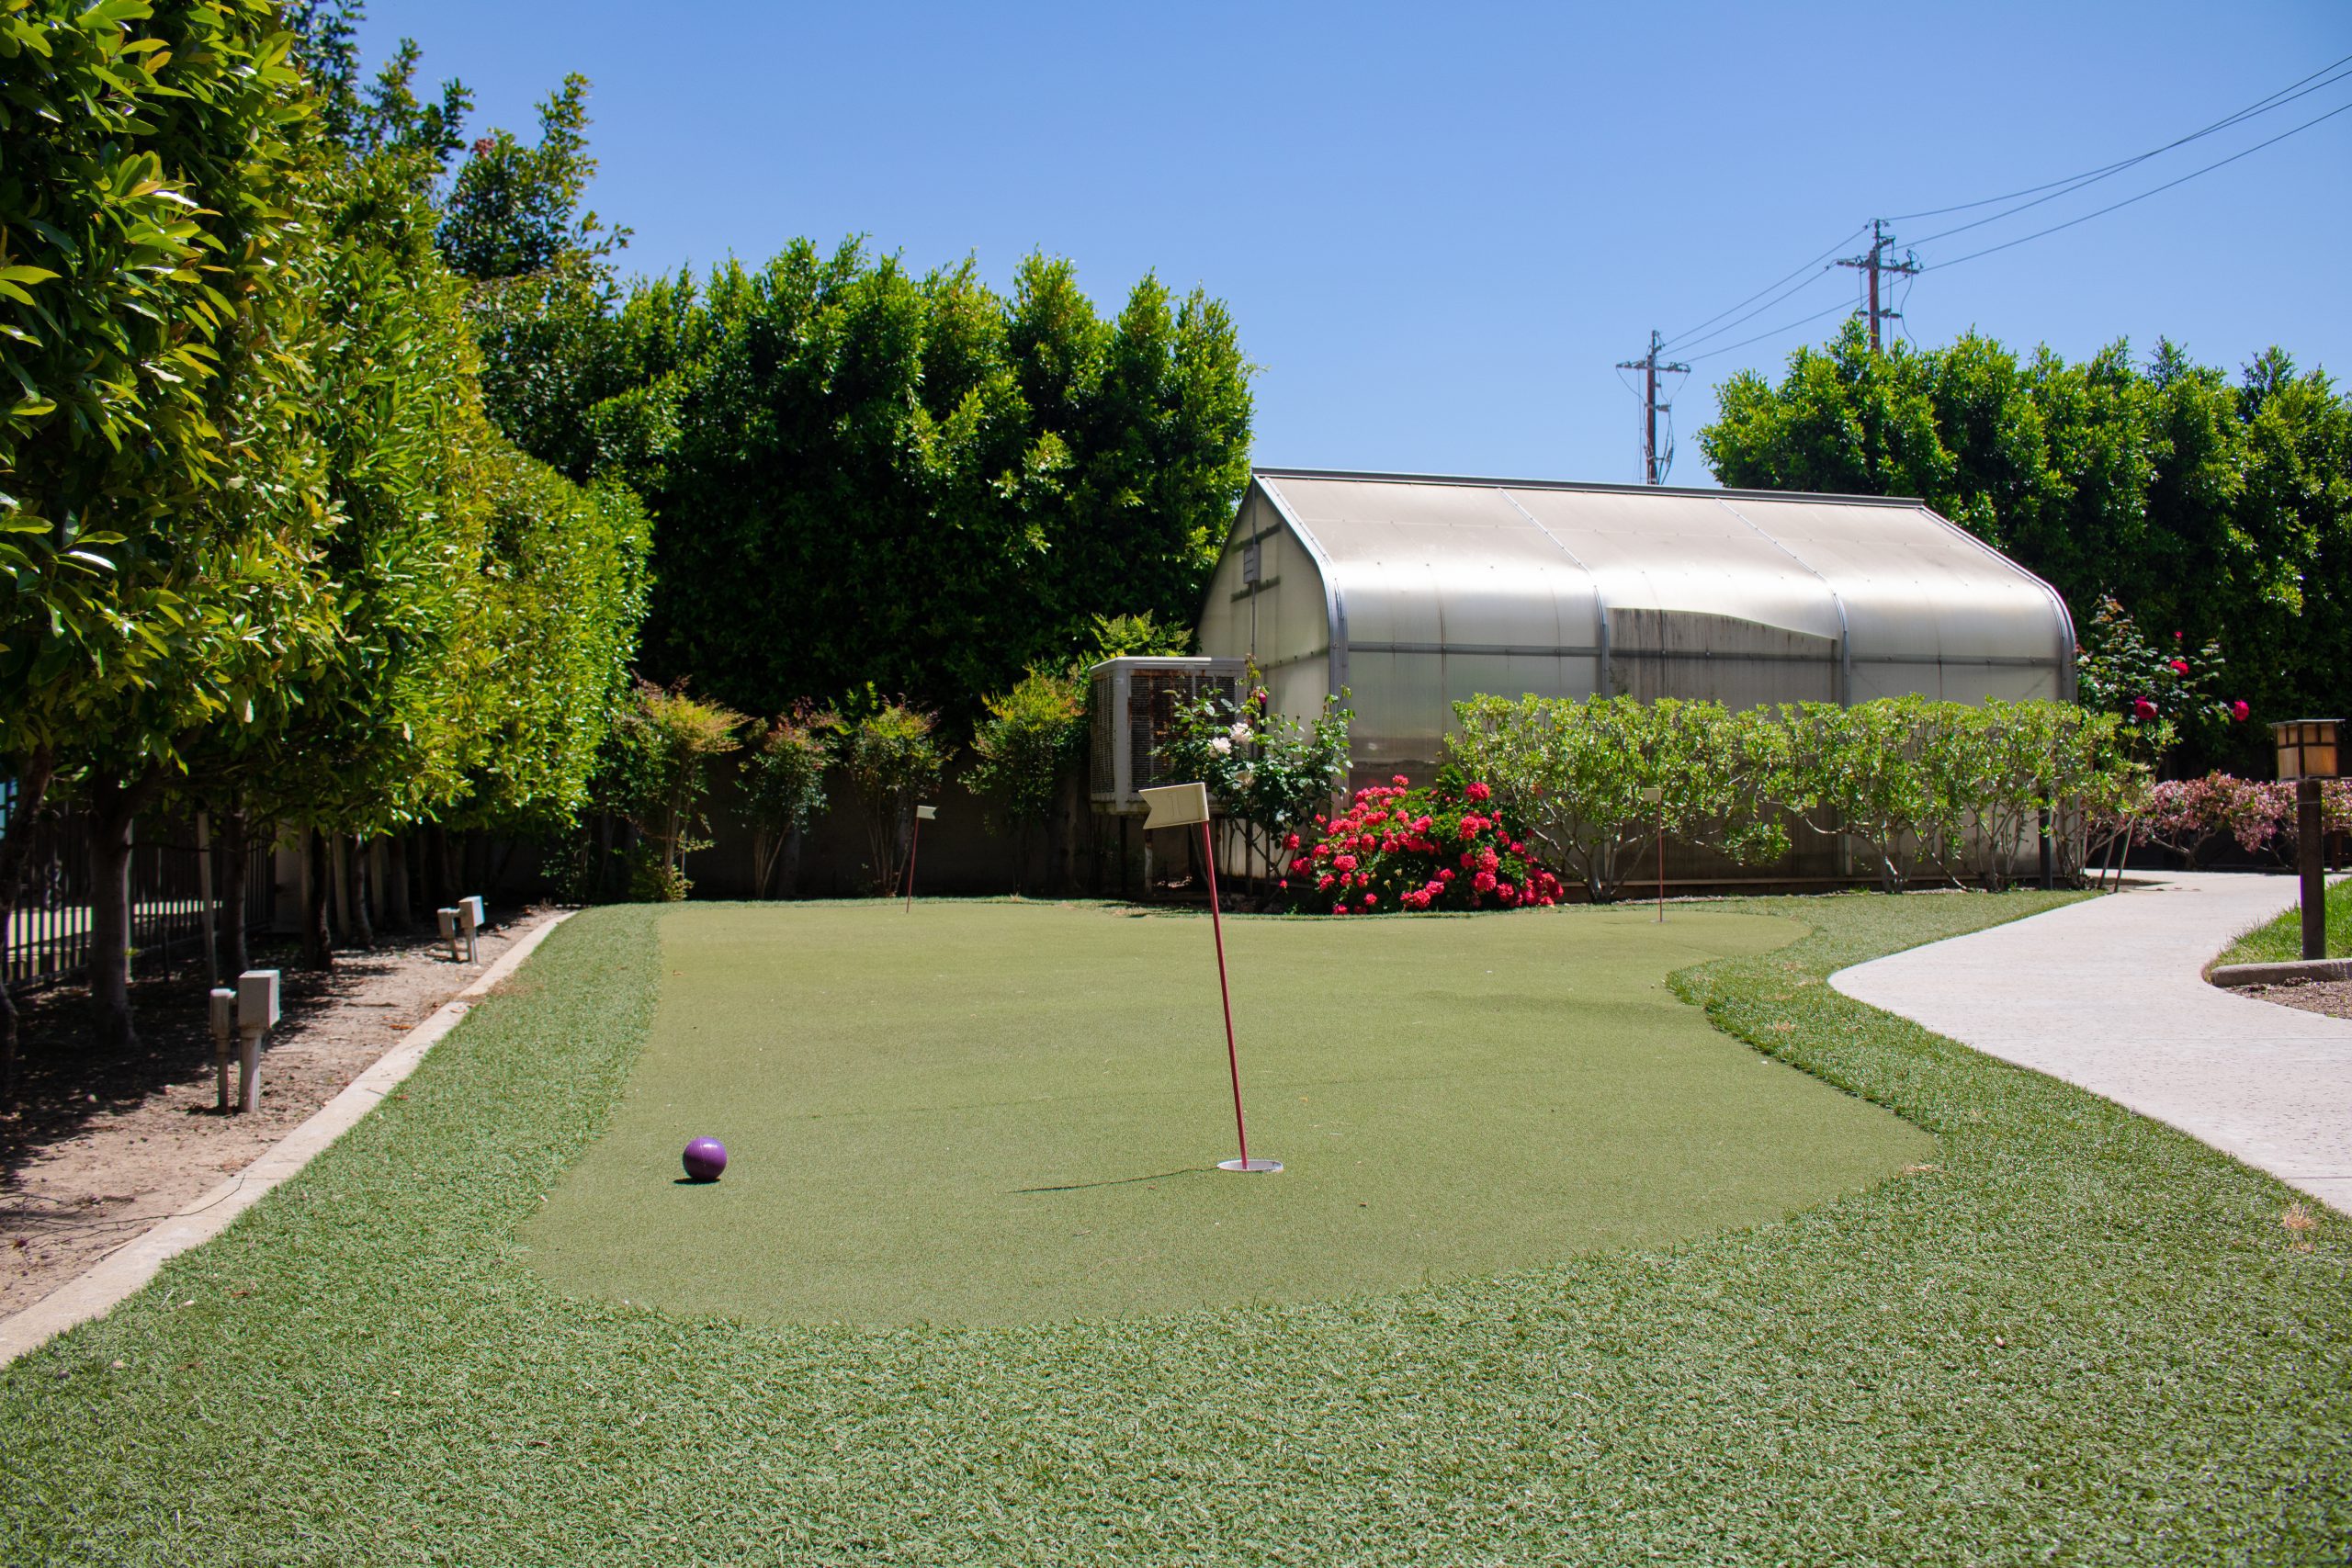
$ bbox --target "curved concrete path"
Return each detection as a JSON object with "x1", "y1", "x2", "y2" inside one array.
[{"x1": 1832, "y1": 872, "x2": 2352, "y2": 1213}]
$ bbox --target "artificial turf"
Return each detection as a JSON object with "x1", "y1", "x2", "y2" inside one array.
[
  {"x1": 2, "y1": 893, "x2": 2346, "y2": 1565},
  {"x1": 522, "y1": 901, "x2": 1926, "y2": 1325},
  {"x1": 2214, "y1": 873, "x2": 2351, "y2": 967}
]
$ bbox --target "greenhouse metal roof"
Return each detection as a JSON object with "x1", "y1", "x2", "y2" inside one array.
[{"x1": 1196, "y1": 468, "x2": 2076, "y2": 766}]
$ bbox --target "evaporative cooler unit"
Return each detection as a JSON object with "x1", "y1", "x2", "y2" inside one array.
[{"x1": 1088, "y1": 657, "x2": 1248, "y2": 815}]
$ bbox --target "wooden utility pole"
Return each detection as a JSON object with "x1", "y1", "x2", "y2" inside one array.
[
  {"x1": 1838, "y1": 220, "x2": 1921, "y2": 353},
  {"x1": 1616, "y1": 330, "x2": 1691, "y2": 484}
]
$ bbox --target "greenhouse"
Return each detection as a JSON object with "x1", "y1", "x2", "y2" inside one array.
[{"x1": 1195, "y1": 468, "x2": 2078, "y2": 783}]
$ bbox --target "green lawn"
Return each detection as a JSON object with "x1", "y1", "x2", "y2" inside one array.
[
  {"x1": 2, "y1": 893, "x2": 2346, "y2": 1564},
  {"x1": 2215, "y1": 873, "x2": 2352, "y2": 966},
  {"x1": 523, "y1": 902, "x2": 1923, "y2": 1325}
]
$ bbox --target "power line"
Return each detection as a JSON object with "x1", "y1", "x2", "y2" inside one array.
[
  {"x1": 1890, "y1": 51, "x2": 2352, "y2": 223},
  {"x1": 1924, "y1": 96, "x2": 2352, "y2": 272},
  {"x1": 1658, "y1": 226, "x2": 1865, "y2": 351},
  {"x1": 1906, "y1": 63, "x2": 2352, "y2": 250},
  {"x1": 1682, "y1": 298, "x2": 1855, "y2": 365},
  {"x1": 1666, "y1": 264, "x2": 1846, "y2": 357}
]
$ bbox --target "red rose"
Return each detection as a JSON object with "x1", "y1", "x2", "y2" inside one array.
[
  {"x1": 1284, "y1": 832, "x2": 1301, "y2": 851},
  {"x1": 2169, "y1": 659, "x2": 2188, "y2": 676},
  {"x1": 1363, "y1": 892, "x2": 1377, "y2": 908},
  {"x1": 2132, "y1": 697, "x2": 2158, "y2": 721},
  {"x1": 1464, "y1": 781, "x2": 1491, "y2": 802},
  {"x1": 2231, "y1": 700, "x2": 2250, "y2": 722},
  {"x1": 1439, "y1": 868, "x2": 1455, "y2": 882},
  {"x1": 1473, "y1": 871, "x2": 1498, "y2": 893},
  {"x1": 1392, "y1": 773, "x2": 1408, "y2": 786}
]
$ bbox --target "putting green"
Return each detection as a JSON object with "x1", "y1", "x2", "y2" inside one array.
[{"x1": 521, "y1": 901, "x2": 1930, "y2": 1325}]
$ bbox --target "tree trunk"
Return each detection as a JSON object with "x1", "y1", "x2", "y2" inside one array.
[
  {"x1": 85, "y1": 771, "x2": 158, "y2": 1055},
  {"x1": 0, "y1": 745, "x2": 58, "y2": 1107},
  {"x1": 386, "y1": 833, "x2": 412, "y2": 931},
  {"x1": 410, "y1": 829, "x2": 429, "y2": 917},
  {"x1": 302, "y1": 829, "x2": 334, "y2": 971},
  {"x1": 348, "y1": 835, "x2": 374, "y2": 948},
  {"x1": 779, "y1": 826, "x2": 803, "y2": 900},
  {"x1": 328, "y1": 834, "x2": 350, "y2": 944},
  {"x1": 220, "y1": 807, "x2": 252, "y2": 981}
]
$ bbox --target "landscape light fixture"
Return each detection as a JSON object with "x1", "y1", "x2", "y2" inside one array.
[{"x1": 2273, "y1": 718, "x2": 2341, "y2": 962}]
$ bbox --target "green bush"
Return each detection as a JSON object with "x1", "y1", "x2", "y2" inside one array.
[{"x1": 1449, "y1": 694, "x2": 2138, "y2": 897}]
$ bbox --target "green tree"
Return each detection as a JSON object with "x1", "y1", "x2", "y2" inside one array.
[
  {"x1": 967, "y1": 669, "x2": 1085, "y2": 894},
  {"x1": 600, "y1": 681, "x2": 743, "y2": 901},
  {"x1": 1, "y1": 0, "x2": 325, "y2": 1055},
  {"x1": 839, "y1": 699, "x2": 946, "y2": 897},
  {"x1": 1702, "y1": 324, "x2": 2350, "y2": 772},
  {"x1": 600, "y1": 242, "x2": 1251, "y2": 724},
  {"x1": 741, "y1": 705, "x2": 836, "y2": 898}
]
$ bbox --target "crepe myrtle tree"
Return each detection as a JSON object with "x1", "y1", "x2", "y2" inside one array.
[
  {"x1": 741, "y1": 704, "x2": 837, "y2": 898},
  {"x1": 1162, "y1": 673, "x2": 1351, "y2": 895},
  {"x1": 602, "y1": 680, "x2": 743, "y2": 901},
  {"x1": 838, "y1": 695, "x2": 947, "y2": 897},
  {"x1": 967, "y1": 669, "x2": 1086, "y2": 896}
]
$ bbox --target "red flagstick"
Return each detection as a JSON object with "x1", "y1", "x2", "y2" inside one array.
[{"x1": 1200, "y1": 819, "x2": 1252, "y2": 1168}]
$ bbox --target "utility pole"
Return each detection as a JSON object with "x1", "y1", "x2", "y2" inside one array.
[
  {"x1": 1616, "y1": 330, "x2": 1690, "y2": 485},
  {"x1": 1838, "y1": 219, "x2": 1920, "y2": 353}
]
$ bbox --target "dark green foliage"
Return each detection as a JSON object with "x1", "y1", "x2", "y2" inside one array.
[
  {"x1": 596, "y1": 244, "x2": 1250, "y2": 723},
  {"x1": 967, "y1": 668, "x2": 1085, "y2": 843},
  {"x1": 0, "y1": 0, "x2": 316, "y2": 737},
  {"x1": 435, "y1": 73, "x2": 623, "y2": 283},
  {"x1": 1702, "y1": 321, "x2": 2352, "y2": 772},
  {"x1": 1, "y1": 897, "x2": 2346, "y2": 1562}
]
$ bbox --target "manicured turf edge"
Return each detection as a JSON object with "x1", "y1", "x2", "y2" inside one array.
[
  {"x1": 1, "y1": 895, "x2": 2346, "y2": 1565},
  {"x1": 2215, "y1": 873, "x2": 2352, "y2": 968}
]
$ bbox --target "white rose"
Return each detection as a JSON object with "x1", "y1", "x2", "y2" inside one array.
[
  {"x1": 1210, "y1": 736, "x2": 1232, "y2": 755},
  {"x1": 1228, "y1": 722, "x2": 1252, "y2": 744}
]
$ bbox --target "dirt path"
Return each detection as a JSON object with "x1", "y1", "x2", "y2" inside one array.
[{"x1": 1, "y1": 913, "x2": 544, "y2": 1315}]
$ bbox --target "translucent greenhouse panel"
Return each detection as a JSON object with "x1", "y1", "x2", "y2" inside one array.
[
  {"x1": 1510, "y1": 488, "x2": 1845, "y2": 647},
  {"x1": 1728, "y1": 498, "x2": 2071, "y2": 674}
]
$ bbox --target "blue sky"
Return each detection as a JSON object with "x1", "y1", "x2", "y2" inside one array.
[{"x1": 362, "y1": 1, "x2": 2350, "y2": 487}]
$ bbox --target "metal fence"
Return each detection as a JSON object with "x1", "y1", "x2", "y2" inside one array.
[{"x1": 2, "y1": 785, "x2": 277, "y2": 994}]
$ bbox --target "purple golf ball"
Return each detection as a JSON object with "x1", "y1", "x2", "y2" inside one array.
[{"x1": 682, "y1": 1136, "x2": 728, "y2": 1182}]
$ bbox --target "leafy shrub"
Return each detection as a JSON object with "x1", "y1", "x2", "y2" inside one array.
[
  {"x1": 1161, "y1": 673, "x2": 1352, "y2": 881},
  {"x1": 839, "y1": 698, "x2": 946, "y2": 896},
  {"x1": 1450, "y1": 695, "x2": 1788, "y2": 901},
  {"x1": 741, "y1": 705, "x2": 837, "y2": 897},
  {"x1": 2117, "y1": 773, "x2": 2352, "y2": 863},
  {"x1": 1281, "y1": 773, "x2": 1563, "y2": 915},
  {"x1": 967, "y1": 669, "x2": 1086, "y2": 893},
  {"x1": 601, "y1": 680, "x2": 744, "y2": 901},
  {"x1": 1453, "y1": 694, "x2": 2142, "y2": 897}
]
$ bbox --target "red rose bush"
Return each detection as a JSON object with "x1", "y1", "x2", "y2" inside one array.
[{"x1": 1281, "y1": 772, "x2": 1563, "y2": 915}]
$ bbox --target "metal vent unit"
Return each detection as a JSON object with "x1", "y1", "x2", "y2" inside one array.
[{"x1": 1088, "y1": 657, "x2": 1247, "y2": 813}]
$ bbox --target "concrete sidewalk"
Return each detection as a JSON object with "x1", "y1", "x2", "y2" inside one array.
[{"x1": 1831, "y1": 872, "x2": 2352, "y2": 1213}]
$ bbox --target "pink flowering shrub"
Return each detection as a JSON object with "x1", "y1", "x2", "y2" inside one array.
[
  {"x1": 1281, "y1": 771, "x2": 1563, "y2": 914},
  {"x1": 2117, "y1": 773, "x2": 2352, "y2": 862}
]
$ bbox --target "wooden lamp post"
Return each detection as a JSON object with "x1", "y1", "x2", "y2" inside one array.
[{"x1": 2274, "y1": 718, "x2": 2341, "y2": 961}]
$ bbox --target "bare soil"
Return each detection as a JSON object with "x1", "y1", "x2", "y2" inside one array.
[
  {"x1": 0, "y1": 911, "x2": 542, "y2": 1317},
  {"x1": 2233, "y1": 978, "x2": 2352, "y2": 1021}
]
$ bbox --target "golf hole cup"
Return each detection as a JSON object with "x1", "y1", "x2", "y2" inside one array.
[{"x1": 682, "y1": 1137, "x2": 728, "y2": 1183}]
